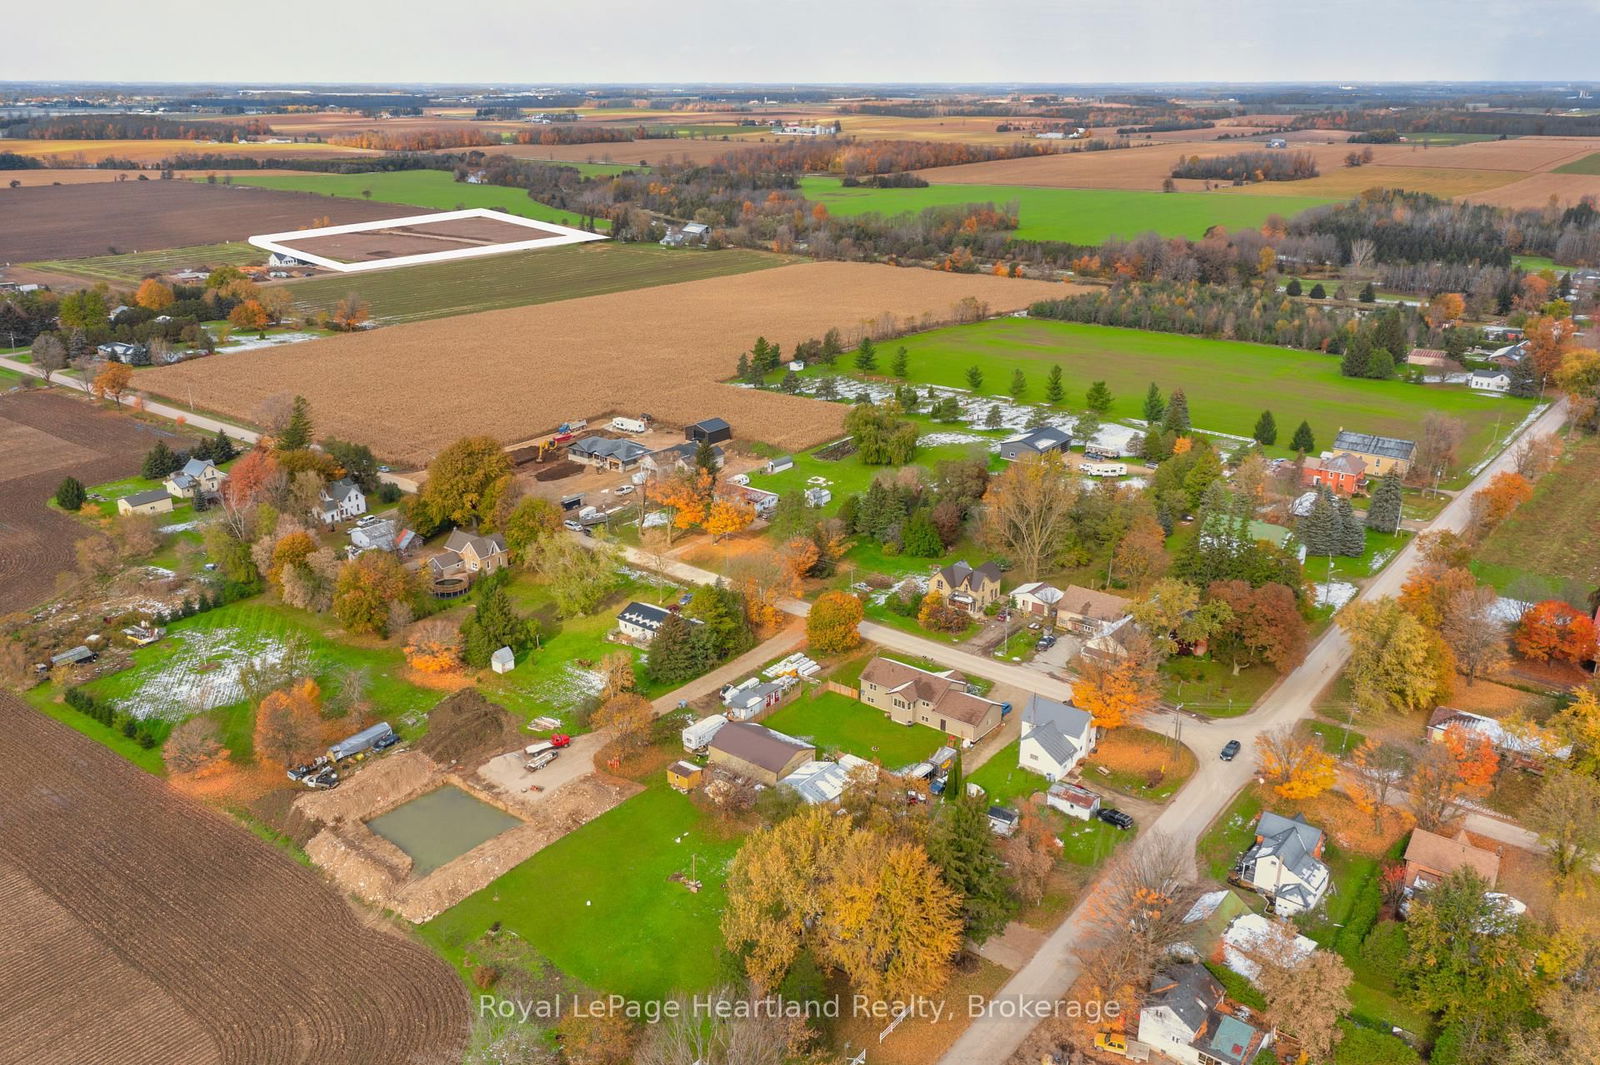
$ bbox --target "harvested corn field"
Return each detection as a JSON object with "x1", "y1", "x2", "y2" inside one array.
[
  {"x1": 140, "y1": 262, "x2": 1063, "y2": 464},
  {"x1": 1463, "y1": 171, "x2": 1600, "y2": 209},
  {"x1": 0, "y1": 692, "x2": 467, "y2": 1065}
]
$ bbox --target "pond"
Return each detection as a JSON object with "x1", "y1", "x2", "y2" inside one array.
[{"x1": 366, "y1": 785, "x2": 522, "y2": 876}]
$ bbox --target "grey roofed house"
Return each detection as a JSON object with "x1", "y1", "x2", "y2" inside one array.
[
  {"x1": 322, "y1": 478, "x2": 362, "y2": 506},
  {"x1": 938, "y1": 559, "x2": 1002, "y2": 593},
  {"x1": 123, "y1": 488, "x2": 171, "y2": 508},
  {"x1": 998, "y1": 426, "x2": 1072, "y2": 460},
  {"x1": 50, "y1": 645, "x2": 96, "y2": 667},
  {"x1": 1237, "y1": 811, "x2": 1330, "y2": 914},
  {"x1": 646, "y1": 440, "x2": 723, "y2": 472},
  {"x1": 569, "y1": 436, "x2": 651, "y2": 466},
  {"x1": 1147, "y1": 963, "x2": 1224, "y2": 1033},
  {"x1": 1331, "y1": 430, "x2": 1417, "y2": 463},
  {"x1": 1020, "y1": 694, "x2": 1095, "y2": 771}
]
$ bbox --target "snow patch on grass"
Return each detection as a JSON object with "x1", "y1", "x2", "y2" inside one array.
[{"x1": 116, "y1": 626, "x2": 292, "y2": 721}]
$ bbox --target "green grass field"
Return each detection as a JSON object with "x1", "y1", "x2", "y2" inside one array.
[
  {"x1": 850, "y1": 318, "x2": 1530, "y2": 461},
  {"x1": 216, "y1": 169, "x2": 610, "y2": 230},
  {"x1": 1472, "y1": 438, "x2": 1600, "y2": 599},
  {"x1": 1554, "y1": 152, "x2": 1600, "y2": 175},
  {"x1": 762, "y1": 689, "x2": 942, "y2": 766},
  {"x1": 28, "y1": 241, "x2": 264, "y2": 282},
  {"x1": 282, "y1": 242, "x2": 794, "y2": 323},
  {"x1": 1161, "y1": 657, "x2": 1280, "y2": 718},
  {"x1": 967, "y1": 740, "x2": 1049, "y2": 806},
  {"x1": 420, "y1": 781, "x2": 740, "y2": 1000},
  {"x1": 797, "y1": 177, "x2": 1338, "y2": 244}
]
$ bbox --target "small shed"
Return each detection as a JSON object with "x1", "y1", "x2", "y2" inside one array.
[
  {"x1": 804, "y1": 486, "x2": 832, "y2": 508},
  {"x1": 686, "y1": 417, "x2": 733, "y2": 445},
  {"x1": 118, "y1": 488, "x2": 175, "y2": 516},
  {"x1": 766, "y1": 455, "x2": 794, "y2": 474},
  {"x1": 490, "y1": 646, "x2": 516, "y2": 674},
  {"x1": 988, "y1": 806, "x2": 1020, "y2": 837},
  {"x1": 50, "y1": 645, "x2": 96, "y2": 668},
  {"x1": 667, "y1": 760, "x2": 704, "y2": 792},
  {"x1": 1047, "y1": 781, "x2": 1102, "y2": 820}
]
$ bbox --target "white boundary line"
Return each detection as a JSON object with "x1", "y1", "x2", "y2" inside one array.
[{"x1": 247, "y1": 207, "x2": 606, "y2": 273}]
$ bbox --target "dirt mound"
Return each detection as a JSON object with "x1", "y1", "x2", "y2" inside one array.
[{"x1": 417, "y1": 688, "x2": 525, "y2": 768}]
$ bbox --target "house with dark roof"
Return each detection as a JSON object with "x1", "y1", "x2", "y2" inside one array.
[
  {"x1": 1137, "y1": 963, "x2": 1271, "y2": 1065},
  {"x1": 428, "y1": 529, "x2": 509, "y2": 579},
  {"x1": 928, "y1": 560, "x2": 1003, "y2": 616},
  {"x1": 857, "y1": 657, "x2": 1005, "y2": 744},
  {"x1": 1331, "y1": 430, "x2": 1417, "y2": 477},
  {"x1": 686, "y1": 417, "x2": 732, "y2": 444},
  {"x1": 96, "y1": 341, "x2": 148, "y2": 364},
  {"x1": 1233, "y1": 811, "x2": 1331, "y2": 916},
  {"x1": 1018, "y1": 694, "x2": 1096, "y2": 781},
  {"x1": 162, "y1": 457, "x2": 227, "y2": 501},
  {"x1": 615, "y1": 601, "x2": 704, "y2": 644},
  {"x1": 314, "y1": 478, "x2": 367, "y2": 524},
  {"x1": 708, "y1": 721, "x2": 815, "y2": 786},
  {"x1": 642, "y1": 441, "x2": 723, "y2": 477},
  {"x1": 569, "y1": 436, "x2": 650, "y2": 471},
  {"x1": 998, "y1": 426, "x2": 1071, "y2": 461}
]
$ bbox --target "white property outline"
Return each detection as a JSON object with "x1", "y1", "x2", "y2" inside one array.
[{"x1": 248, "y1": 207, "x2": 606, "y2": 273}]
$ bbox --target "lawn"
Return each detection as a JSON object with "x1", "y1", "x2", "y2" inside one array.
[
  {"x1": 762, "y1": 689, "x2": 942, "y2": 766},
  {"x1": 282, "y1": 241, "x2": 794, "y2": 324},
  {"x1": 795, "y1": 177, "x2": 1338, "y2": 244},
  {"x1": 967, "y1": 740, "x2": 1049, "y2": 806},
  {"x1": 420, "y1": 781, "x2": 741, "y2": 1001},
  {"x1": 852, "y1": 318, "x2": 1529, "y2": 462},
  {"x1": 1161, "y1": 657, "x2": 1279, "y2": 718},
  {"x1": 1196, "y1": 788, "x2": 1263, "y2": 881},
  {"x1": 216, "y1": 169, "x2": 613, "y2": 230},
  {"x1": 1321, "y1": 528, "x2": 1412, "y2": 584},
  {"x1": 29, "y1": 241, "x2": 263, "y2": 282},
  {"x1": 1084, "y1": 727, "x2": 1195, "y2": 802},
  {"x1": 1472, "y1": 438, "x2": 1600, "y2": 600}
]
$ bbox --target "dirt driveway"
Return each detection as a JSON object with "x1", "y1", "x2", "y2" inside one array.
[{"x1": 477, "y1": 731, "x2": 611, "y2": 809}]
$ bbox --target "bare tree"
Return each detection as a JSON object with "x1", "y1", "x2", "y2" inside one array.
[
  {"x1": 29, "y1": 333, "x2": 67, "y2": 383},
  {"x1": 1075, "y1": 833, "x2": 1200, "y2": 1003},
  {"x1": 1438, "y1": 582, "x2": 1509, "y2": 685},
  {"x1": 1410, "y1": 413, "x2": 1469, "y2": 485},
  {"x1": 1513, "y1": 434, "x2": 1562, "y2": 479}
]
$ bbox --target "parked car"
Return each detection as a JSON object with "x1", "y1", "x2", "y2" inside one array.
[
  {"x1": 615, "y1": 485, "x2": 634, "y2": 495},
  {"x1": 1097, "y1": 807, "x2": 1135, "y2": 830},
  {"x1": 1220, "y1": 739, "x2": 1242, "y2": 761},
  {"x1": 563, "y1": 519, "x2": 583, "y2": 531},
  {"x1": 549, "y1": 733, "x2": 572, "y2": 748}
]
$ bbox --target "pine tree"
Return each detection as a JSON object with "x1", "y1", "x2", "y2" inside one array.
[
  {"x1": 1142, "y1": 382, "x2": 1165, "y2": 423},
  {"x1": 278, "y1": 396, "x2": 313, "y2": 451},
  {"x1": 761, "y1": 340, "x2": 782, "y2": 373},
  {"x1": 1290, "y1": 421, "x2": 1316, "y2": 454},
  {"x1": 54, "y1": 476, "x2": 86, "y2": 511},
  {"x1": 1085, "y1": 380, "x2": 1113, "y2": 415},
  {"x1": 210, "y1": 428, "x2": 237, "y2": 463},
  {"x1": 1336, "y1": 496, "x2": 1366, "y2": 557},
  {"x1": 1252, "y1": 410, "x2": 1278, "y2": 446},
  {"x1": 891, "y1": 346, "x2": 909, "y2": 378},
  {"x1": 461, "y1": 586, "x2": 531, "y2": 667},
  {"x1": 1365, "y1": 470, "x2": 1403, "y2": 532},
  {"x1": 736, "y1": 352, "x2": 752, "y2": 381},
  {"x1": 142, "y1": 440, "x2": 180, "y2": 479},
  {"x1": 1025, "y1": 406, "x2": 1051, "y2": 429},
  {"x1": 1309, "y1": 283, "x2": 1327, "y2": 300},
  {"x1": 943, "y1": 751, "x2": 964, "y2": 801},
  {"x1": 778, "y1": 369, "x2": 800, "y2": 393},
  {"x1": 646, "y1": 612, "x2": 700, "y2": 684},
  {"x1": 926, "y1": 796, "x2": 1017, "y2": 944},
  {"x1": 819, "y1": 328, "x2": 843, "y2": 365},
  {"x1": 1341, "y1": 333, "x2": 1371, "y2": 378},
  {"x1": 1366, "y1": 348, "x2": 1395, "y2": 379},
  {"x1": 1299, "y1": 486, "x2": 1337, "y2": 556},
  {"x1": 1359, "y1": 281, "x2": 1376, "y2": 303},
  {"x1": 903, "y1": 510, "x2": 943, "y2": 557},
  {"x1": 1044, "y1": 364, "x2": 1064, "y2": 404},
  {"x1": 1009, "y1": 368, "x2": 1027, "y2": 399},
  {"x1": 966, "y1": 366, "x2": 984, "y2": 392},
  {"x1": 853, "y1": 337, "x2": 878, "y2": 373},
  {"x1": 1286, "y1": 278, "x2": 1303, "y2": 297},
  {"x1": 694, "y1": 437, "x2": 718, "y2": 475},
  {"x1": 1161, "y1": 389, "x2": 1191, "y2": 433},
  {"x1": 985, "y1": 405, "x2": 1002, "y2": 429}
]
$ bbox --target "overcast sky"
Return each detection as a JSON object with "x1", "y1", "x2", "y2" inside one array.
[{"x1": 12, "y1": 0, "x2": 1600, "y2": 84}]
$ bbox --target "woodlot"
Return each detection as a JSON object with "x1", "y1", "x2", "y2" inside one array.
[{"x1": 142, "y1": 262, "x2": 1064, "y2": 465}]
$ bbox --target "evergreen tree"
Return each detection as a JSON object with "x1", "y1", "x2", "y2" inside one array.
[
  {"x1": 855, "y1": 480, "x2": 887, "y2": 536},
  {"x1": 903, "y1": 510, "x2": 943, "y2": 558},
  {"x1": 943, "y1": 751, "x2": 964, "y2": 801},
  {"x1": 819, "y1": 328, "x2": 843, "y2": 365},
  {"x1": 965, "y1": 366, "x2": 984, "y2": 392},
  {"x1": 461, "y1": 586, "x2": 532, "y2": 667},
  {"x1": 210, "y1": 428, "x2": 237, "y2": 463},
  {"x1": 1084, "y1": 380, "x2": 1113, "y2": 415},
  {"x1": 646, "y1": 612, "x2": 701, "y2": 685},
  {"x1": 1044, "y1": 364, "x2": 1064, "y2": 404},
  {"x1": 985, "y1": 405, "x2": 1002, "y2": 429},
  {"x1": 1298, "y1": 486, "x2": 1338, "y2": 557},
  {"x1": 736, "y1": 352, "x2": 752, "y2": 381},
  {"x1": 1025, "y1": 406, "x2": 1051, "y2": 429},
  {"x1": 141, "y1": 440, "x2": 180, "y2": 479},
  {"x1": 1009, "y1": 368, "x2": 1027, "y2": 399},
  {"x1": 277, "y1": 395, "x2": 313, "y2": 451},
  {"x1": 1161, "y1": 389, "x2": 1191, "y2": 433},
  {"x1": 1335, "y1": 496, "x2": 1366, "y2": 557},
  {"x1": 1290, "y1": 420, "x2": 1316, "y2": 454},
  {"x1": 1073, "y1": 409, "x2": 1102, "y2": 445},
  {"x1": 891, "y1": 345, "x2": 909, "y2": 379},
  {"x1": 1507, "y1": 357, "x2": 1539, "y2": 398},
  {"x1": 1340, "y1": 333, "x2": 1370, "y2": 378},
  {"x1": 853, "y1": 337, "x2": 878, "y2": 373},
  {"x1": 1366, "y1": 348, "x2": 1395, "y2": 379},
  {"x1": 54, "y1": 476, "x2": 86, "y2": 511},
  {"x1": 759, "y1": 339, "x2": 782, "y2": 373},
  {"x1": 1359, "y1": 281, "x2": 1377, "y2": 303},
  {"x1": 750, "y1": 337, "x2": 770, "y2": 373},
  {"x1": 1286, "y1": 278, "x2": 1303, "y2": 297},
  {"x1": 685, "y1": 582, "x2": 753, "y2": 659},
  {"x1": 1142, "y1": 382, "x2": 1165, "y2": 423},
  {"x1": 1365, "y1": 470, "x2": 1403, "y2": 533},
  {"x1": 1309, "y1": 283, "x2": 1327, "y2": 300},
  {"x1": 926, "y1": 796, "x2": 1017, "y2": 944},
  {"x1": 778, "y1": 369, "x2": 800, "y2": 393},
  {"x1": 1252, "y1": 410, "x2": 1278, "y2": 446},
  {"x1": 694, "y1": 437, "x2": 718, "y2": 475}
]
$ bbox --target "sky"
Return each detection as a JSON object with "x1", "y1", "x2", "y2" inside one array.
[{"x1": 11, "y1": 0, "x2": 1600, "y2": 84}]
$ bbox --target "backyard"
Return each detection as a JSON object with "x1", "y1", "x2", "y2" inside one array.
[{"x1": 761, "y1": 688, "x2": 943, "y2": 766}]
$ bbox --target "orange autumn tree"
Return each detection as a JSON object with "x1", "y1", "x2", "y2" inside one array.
[
  {"x1": 1469, "y1": 471, "x2": 1533, "y2": 532},
  {"x1": 404, "y1": 619, "x2": 463, "y2": 674},
  {"x1": 254, "y1": 678, "x2": 326, "y2": 768},
  {"x1": 1074, "y1": 634, "x2": 1162, "y2": 729},
  {"x1": 1440, "y1": 722, "x2": 1500, "y2": 794},
  {"x1": 1255, "y1": 727, "x2": 1337, "y2": 799},
  {"x1": 1424, "y1": 292, "x2": 1465, "y2": 329},
  {"x1": 221, "y1": 447, "x2": 279, "y2": 509},
  {"x1": 807, "y1": 590, "x2": 863, "y2": 655},
  {"x1": 704, "y1": 495, "x2": 756, "y2": 542},
  {"x1": 91, "y1": 361, "x2": 133, "y2": 404},
  {"x1": 1514, "y1": 600, "x2": 1598, "y2": 664},
  {"x1": 135, "y1": 278, "x2": 174, "y2": 311},
  {"x1": 653, "y1": 468, "x2": 715, "y2": 538},
  {"x1": 228, "y1": 298, "x2": 270, "y2": 338}
]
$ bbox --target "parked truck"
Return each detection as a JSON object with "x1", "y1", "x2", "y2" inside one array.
[
  {"x1": 525, "y1": 750, "x2": 559, "y2": 772},
  {"x1": 681, "y1": 713, "x2": 728, "y2": 752},
  {"x1": 328, "y1": 721, "x2": 397, "y2": 762}
]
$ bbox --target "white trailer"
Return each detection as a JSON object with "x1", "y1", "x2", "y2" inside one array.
[
  {"x1": 611, "y1": 416, "x2": 648, "y2": 434},
  {"x1": 1083, "y1": 461, "x2": 1127, "y2": 478},
  {"x1": 525, "y1": 751, "x2": 559, "y2": 772},
  {"x1": 681, "y1": 713, "x2": 728, "y2": 752}
]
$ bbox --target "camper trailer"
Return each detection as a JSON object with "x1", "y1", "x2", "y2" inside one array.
[{"x1": 682, "y1": 713, "x2": 729, "y2": 752}]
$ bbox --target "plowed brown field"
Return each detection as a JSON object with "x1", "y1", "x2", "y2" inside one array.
[
  {"x1": 0, "y1": 692, "x2": 467, "y2": 1065},
  {"x1": 141, "y1": 262, "x2": 1065, "y2": 465},
  {"x1": 1463, "y1": 171, "x2": 1600, "y2": 208},
  {"x1": 1, "y1": 137, "x2": 379, "y2": 165}
]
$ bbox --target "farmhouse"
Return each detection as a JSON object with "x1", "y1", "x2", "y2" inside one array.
[
  {"x1": 162, "y1": 457, "x2": 228, "y2": 502},
  {"x1": 315, "y1": 478, "x2": 367, "y2": 524},
  {"x1": 118, "y1": 488, "x2": 174, "y2": 516},
  {"x1": 1055, "y1": 584, "x2": 1133, "y2": 638},
  {"x1": 803, "y1": 486, "x2": 831, "y2": 508},
  {"x1": 857, "y1": 657, "x2": 1005, "y2": 744},
  {"x1": 616, "y1": 601, "x2": 704, "y2": 644},
  {"x1": 1403, "y1": 828, "x2": 1501, "y2": 893},
  {"x1": 686, "y1": 417, "x2": 732, "y2": 445},
  {"x1": 998, "y1": 426, "x2": 1071, "y2": 461},
  {"x1": 428, "y1": 529, "x2": 509, "y2": 579},
  {"x1": 1426, "y1": 706, "x2": 1570, "y2": 765},
  {"x1": 1301, "y1": 452, "x2": 1365, "y2": 495},
  {"x1": 707, "y1": 722, "x2": 815, "y2": 786},
  {"x1": 642, "y1": 441, "x2": 723, "y2": 477},
  {"x1": 929, "y1": 560, "x2": 1003, "y2": 616},
  {"x1": 96, "y1": 341, "x2": 147, "y2": 364},
  {"x1": 1010, "y1": 581, "x2": 1065, "y2": 623},
  {"x1": 1469, "y1": 370, "x2": 1512, "y2": 393},
  {"x1": 1332, "y1": 430, "x2": 1417, "y2": 477},
  {"x1": 1233, "y1": 811, "x2": 1331, "y2": 916},
  {"x1": 1137, "y1": 963, "x2": 1271, "y2": 1065},
  {"x1": 1018, "y1": 694, "x2": 1096, "y2": 781},
  {"x1": 569, "y1": 436, "x2": 650, "y2": 472}
]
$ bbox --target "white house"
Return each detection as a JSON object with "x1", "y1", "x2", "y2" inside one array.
[
  {"x1": 315, "y1": 478, "x2": 367, "y2": 524},
  {"x1": 1234, "y1": 811, "x2": 1332, "y2": 916},
  {"x1": 804, "y1": 486, "x2": 832, "y2": 508},
  {"x1": 162, "y1": 457, "x2": 227, "y2": 501},
  {"x1": 1018, "y1": 694, "x2": 1096, "y2": 781},
  {"x1": 1469, "y1": 370, "x2": 1512, "y2": 393},
  {"x1": 1137, "y1": 964, "x2": 1271, "y2": 1065},
  {"x1": 1010, "y1": 581, "x2": 1065, "y2": 623}
]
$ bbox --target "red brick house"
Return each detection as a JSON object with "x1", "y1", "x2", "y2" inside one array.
[{"x1": 1301, "y1": 453, "x2": 1365, "y2": 495}]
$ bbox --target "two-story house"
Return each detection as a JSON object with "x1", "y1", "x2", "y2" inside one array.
[
  {"x1": 928, "y1": 560, "x2": 1003, "y2": 617},
  {"x1": 162, "y1": 457, "x2": 228, "y2": 502},
  {"x1": 1137, "y1": 963, "x2": 1271, "y2": 1065},
  {"x1": 428, "y1": 529, "x2": 510, "y2": 580},
  {"x1": 315, "y1": 478, "x2": 367, "y2": 524},
  {"x1": 1331, "y1": 430, "x2": 1417, "y2": 478},
  {"x1": 857, "y1": 657, "x2": 1005, "y2": 744},
  {"x1": 1055, "y1": 584, "x2": 1133, "y2": 637},
  {"x1": 1018, "y1": 694, "x2": 1096, "y2": 781},
  {"x1": 1233, "y1": 811, "x2": 1331, "y2": 916}
]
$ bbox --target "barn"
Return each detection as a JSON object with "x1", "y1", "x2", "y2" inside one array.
[{"x1": 686, "y1": 417, "x2": 733, "y2": 445}]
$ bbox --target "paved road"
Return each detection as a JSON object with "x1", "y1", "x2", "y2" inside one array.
[{"x1": 937, "y1": 397, "x2": 1568, "y2": 1065}]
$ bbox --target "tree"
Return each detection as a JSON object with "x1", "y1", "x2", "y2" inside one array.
[
  {"x1": 926, "y1": 796, "x2": 1017, "y2": 944},
  {"x1": 501, "y1": 496, "x2": 562, "y2": 562},
  {"x1": 1551, "y1": 687, "x2": 1600, "y2": 774},
  {"x1": 1409, "y1": 741, "x2": 1470, "y2": 832},
  {"x1": 1514, "y1": 600, "x2": 1597, "y2": 664},
  {"x1": 1308, "y1": 282, "x2": 1327, "y2": 300},
  {"x1": 1074, "y1": 631, "x2": 1162, "y2": 728},
  {"x1": 1286, "y1": 278, "x2": 1303, "y2": 297},
  {"x1": 57, "y1": 288, "x2": 107, "y2": 331},
  {"x1": 460, "y1": 584, "x2": 533, "y2": 666},
  {"x1": 654, "y1": 468, "x2": 715, "y2": 537},
  {"x1": 1440, "y1": 722, "x2": 1500, "y2": 794},
  {"x1": 531, "y1": 535, "x2": 620, "y2": 618},
  {"x1": 1289, "y1": 420, "x2": 1315, "y2": 454},
  {"x1": 1359, "y1": 281, "x2": 1376, "y2": 303},
  {"x1": 30, "y1": 332, "x2": 67, "y2": 382},
  {"x1": 1437, "y1": 581, "x2": 1509, "y2": 685},
  {"x1": 853, "y1": 337, "x2": 877, "y2": 373},
  {"x1": 1251, "y1": 409, "x2": 1277, "y2": 446},
  {"x1": 332, "y1": 551, "x2": 415, "y2": 636},
  {"x1": 164, "y1": 716, "x2": 231, "y2": 778},
  {"x1": 413, "y1": 436, "x2": 515, "y2": 532},
  {"x1": 842, "y1": 401, "x2": 918, "y2": 466},
  {"x1": 1085, "y1": 379, "x2": 1113, "y2": 415},
  {"x1": 1002, "y1": 799, "x2": 1059, "y2": 905},
  {"x1": 1207, "y1": 580, "x2": 1308, "y2": 675},
  {"x1": 593, "y1": 693, "x2": 654, "y2": 754},
  {"x1": 890, "y1": 345, "x2": 909, "y2": 378},
  {"x1": 1044, "y1": 364, "x2": 1065, "y2": 404},
  {"x1": 320, "y1": 437, "x2": 378, "y2": 491},
  {"x1": 220, "y1": 447, "x2": 279, "y2": 510},
  {"x1": 330, "y1": 292, "x2": 370, "y2": 332},
  {"x1": 1403, "y1": 869, "x2": 1541, "y2": 1025},
  {"x1": 1413, "y1": 413, "x2": 1469, "y2": 485},
  {"x1": 91, "y1": 361, "x2": 133, "y2": 404},
  {"x1": 1256, "y1": 727, "x2": 1337, "y2": 799},
  {"x1": 1425, "y1": 292, "x2": 1465, "y2": 329},
  {"x1": 54, "y1": 476, "x2": 86, "y2": 511},
  {"x1": 981, "y1": 451, "x2": 1079, "y2": 580},
  {"x1": 1130, "y1": 578, "x2": 1231, "y2": 658},
  {"x1": 1160, "y1": 388, "x2": 1190, "y2": 433},
  {"x1": 228, "y1": 298, "x2": 270, "y2": 338},
  {"x1": 1365, "y1": 469, "x2": 1403, "y2": 532},
  {"x1": 1470, "y1": 471, "x2": 1533, "y2": 532},
  {"x1": 1340, "y1": 599, "x2": 1453, "y2": 716},
  {"x1": 1113, "y1": 511, "x2": 1171, "y2": 593},
  {"x1": 1528, "y1": 768, "x2": 1600, "y2": 878},
  {"x1": 647, "y1": 611, "x2": 719, "y2": 685},
  {"x1": 403, "y1": 619, "x2": 463, "y2": 673},
  {"x1": 704, "y1": 497, "x2": 756, "y2": 542},
  {"x1": 965, "y1": 365, "x2": 984, "y2": 391},
  {"x1": 807, "y1": 591, "x2": 863, "y2": 655},
  {"x1": 141, "y1": 440, "x2": 181, "y2": 480},
  {"x1": 135, "y1": 278, "x2": 174, "y2": 311},
  {"x1": 1245, "y1": 925, "x2": 1352, "y2": 1062},
  {"x1": 1075, "y1": 834, "x2": 1200, "y2": 1004},
  {"x1": 275, "y1": 395, "x2": 314, "y2": 451},
  {"x1": 253, "y1": 678, "x2": 325, "y2": 768},
  {"x1": 1345, "y1": 738, "x2": 1410, "y2": 829},
  {"x1": 902, "y1": 509, "x2": 943, "y2": 558}
]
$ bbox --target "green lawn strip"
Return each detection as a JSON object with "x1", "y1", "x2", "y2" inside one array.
[
  {"x1": 1052, "y1": 811, "x2": 1130, "y2": 865},
  {"x1": 218, "y1": 169, "x2": 611, "y2": 229},
  {"x1": 28, "y1": 241, "x2": 263, "y2": 283},
  {"x1": 762, "y1": 689, "x2": 941, "y2": 766},
  {"x1": 1553, "y1": 152, "x2": 1600, "y2": 175},
  {"x1": 420, "y1": 781, "x2": 742, "y2": 1001},
  {"x1": 796, "y1": 178, "x2": 1338, "y2": 244},
  {"x1": 810, "y1": 319, "x2": 1526, "y2": 463},
  {"x1": 1196, "y1": 788, "x2": 1263, "y2": 882},
  {"x1": 967, "y1": 741, "x2": 1048, "y2": 806},
  {"x1": 282, "y1": 241, "x2": 792, "y2": 324},
  {"x1": 22, "y1": 685, "x2": 167, "y2": 774},
  {"x1": 1306, "y1": 714, "x2": 1367, "y2": 757},
  {"x1": 1162, "y1": 657, "x2": 1278, "y2": 718}
]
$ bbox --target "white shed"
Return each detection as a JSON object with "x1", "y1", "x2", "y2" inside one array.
[{"x1": 490, "y1": 646, "x2": 516, "y2": 674}]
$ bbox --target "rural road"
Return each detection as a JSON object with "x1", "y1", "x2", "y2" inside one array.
[
  {"x1": 936, "y1": 396, "x2": 1568, "y2": 1065},
  {"x1": 0, "y1": 356, "x2": 264, "y2": 443}
]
